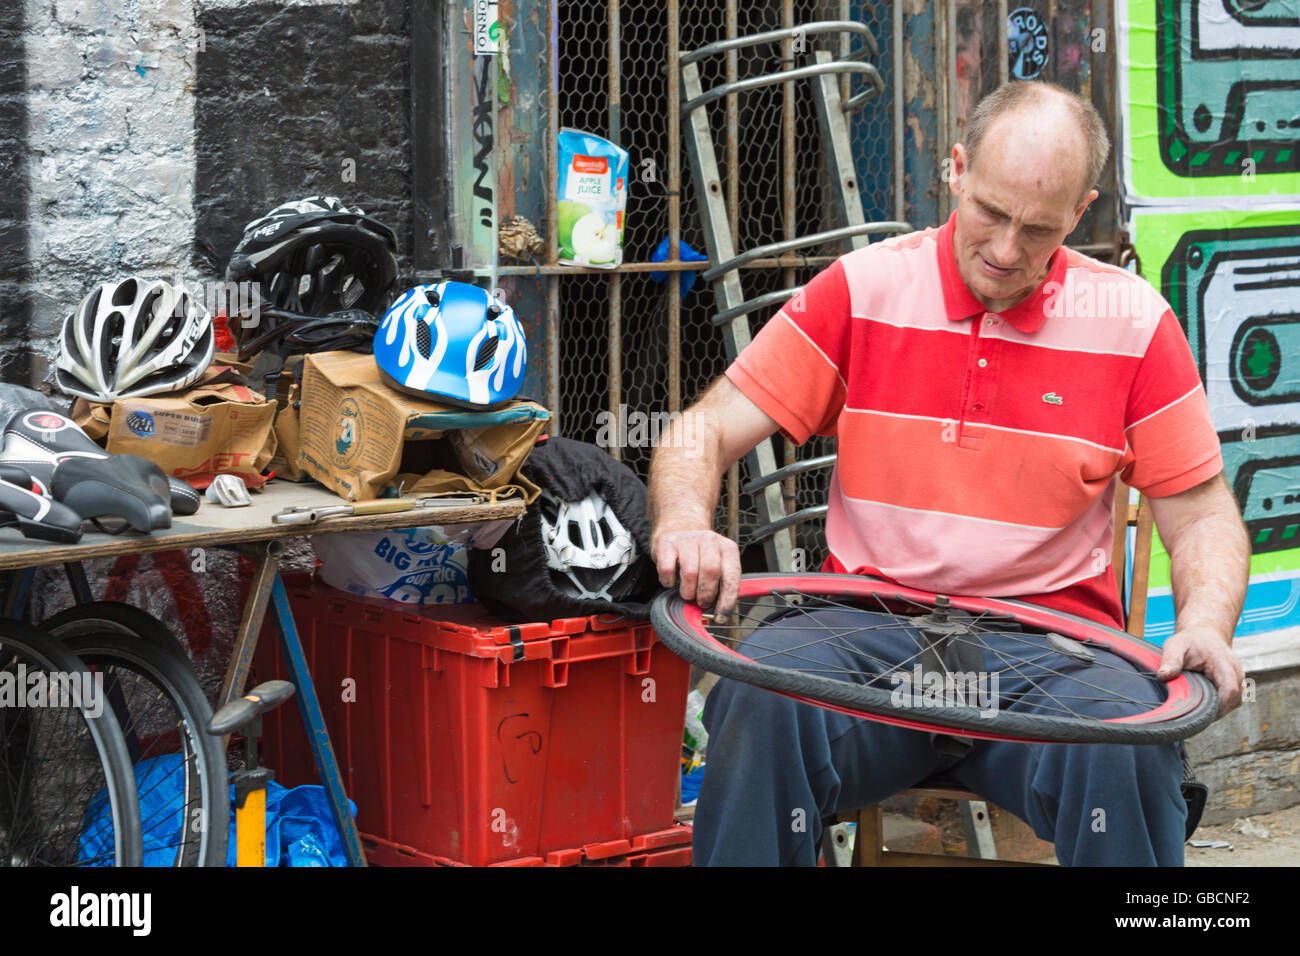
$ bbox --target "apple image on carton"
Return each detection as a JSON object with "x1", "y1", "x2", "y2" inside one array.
[
  {"x1": 557, "y1": 200, "x2": 589, "y2": 247},
  {"x1": 570, "y1": 213, "x2": 618, "y2": 264},
  {"x1": 558, "y1": 200, "x2": 618, "y2": 264}
]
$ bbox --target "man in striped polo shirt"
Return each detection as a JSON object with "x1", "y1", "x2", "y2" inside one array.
[{"x1": 648, "y1": 81, "x2": 1249, "y2": 866}]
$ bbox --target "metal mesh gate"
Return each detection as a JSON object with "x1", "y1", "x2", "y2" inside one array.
[
  {"x1": 520, "y1": 0, "x2": 901, "y2": 571},
  {"x1": 422, "y1": 1, "x2": 1117, "y2": 570}
]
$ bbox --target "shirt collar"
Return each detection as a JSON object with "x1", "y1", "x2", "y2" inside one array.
[{"x1": 936, "y1": 210, "x2": 1067, "y2": 335}]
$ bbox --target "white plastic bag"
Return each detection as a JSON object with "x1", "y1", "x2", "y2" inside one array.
[{"x1": 314, "y1": 519, "x2": 514, "y2": 605}]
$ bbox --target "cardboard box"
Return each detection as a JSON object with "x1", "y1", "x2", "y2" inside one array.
[
  {"x1": 219, "y1": 354, "x2": 305, "y2": 481},
  {"x1": 296, "y1": 351, "x2": 550, "y2": 502},
  {"x1": 269, "y1": 380, "x2": 306, "y2": 481},
  {"x1": 74, "y1": 365, "x2": 278, "y2": 489}
]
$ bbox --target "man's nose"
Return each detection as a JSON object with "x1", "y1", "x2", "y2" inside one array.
[{"x1": 989, "y1": 225, "x2": 1019, "y2": 268}]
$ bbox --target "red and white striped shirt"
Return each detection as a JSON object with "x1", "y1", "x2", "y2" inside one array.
[{"x1": 725, "y1": 212, "x2": 1222, "y2": 629}]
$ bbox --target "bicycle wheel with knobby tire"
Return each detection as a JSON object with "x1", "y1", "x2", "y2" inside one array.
[
  {"x1": 0, "y1": 620, "x2": 142, "y2": 866},
  {"x1": 650, "y1": 573, "x2": 1219, "y2": 745},
  {"x1": 44, "y1": 603, "x2": 228, "y2": 867}
]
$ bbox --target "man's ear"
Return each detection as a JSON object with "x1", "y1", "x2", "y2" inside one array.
[
  {"x1": 1070, "y1": 188, "x2": 1099, "y2": 232},
  {"x1": 948, "y1": 143, "x2": 968, "y2": 201}
]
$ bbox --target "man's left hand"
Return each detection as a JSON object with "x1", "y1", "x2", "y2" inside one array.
[{"x1": 1155, "y1": 624, "x2": 1245, "y2": 716}]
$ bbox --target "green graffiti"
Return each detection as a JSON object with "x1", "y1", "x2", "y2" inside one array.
[{"x1": 1244, "y1": 337, "x2": 1276, "y2": 379}]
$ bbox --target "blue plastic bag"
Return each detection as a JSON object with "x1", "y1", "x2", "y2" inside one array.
[
  {"x1": 79, "y1": 753, "x2": 188, "y2": 866},
  {"x1": 681, "y1": 764, "x2": 705, "y2": 807},
  {"x1": 79, "y1": 752, "x2": 358, "y2": 866},
  {"x1": 232, "y1": 778, "x2": 358, "y2": 867},
  {"x1": 649, "y1": 237, "x2": 708, "y2": 297}
]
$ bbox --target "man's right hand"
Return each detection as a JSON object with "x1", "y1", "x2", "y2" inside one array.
[
  {"x1": 651, "y1": 528, "x2": 742, "y2": 620},
  {"x1": 647, "y1": 377, "x2": 779, "y2": 622}
]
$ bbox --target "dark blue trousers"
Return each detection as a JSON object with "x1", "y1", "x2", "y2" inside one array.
[{"x1": 693, "y1": 607, "x2": 1187, "y2": 866}]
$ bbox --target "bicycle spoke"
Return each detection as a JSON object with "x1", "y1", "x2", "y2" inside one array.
[{"x1": 712, "y1": 595, "x2": 1163, "y2": 717}]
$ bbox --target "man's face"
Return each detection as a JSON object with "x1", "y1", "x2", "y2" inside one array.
[{"x1": 948, "y1": 113, "x2": 1097, "y2": 312}]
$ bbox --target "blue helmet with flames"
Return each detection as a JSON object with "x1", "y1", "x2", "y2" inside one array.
[{"x1": 374, "y1": 281, "x2": 527, "y2": 407}]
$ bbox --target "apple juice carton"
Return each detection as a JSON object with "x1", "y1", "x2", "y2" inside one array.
[{"x1": 557, "y1": 128, "x2": 628, "y2": 269}]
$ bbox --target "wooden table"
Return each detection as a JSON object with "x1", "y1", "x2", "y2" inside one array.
[
  {"x1": 1, "y1": 479, "x2": 526, "y2": 867},
  {"x1": 0, "y1": 479, "x2": 523, "y2": 570}
]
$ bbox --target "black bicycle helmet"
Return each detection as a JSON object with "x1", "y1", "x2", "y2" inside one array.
[{"x1": 224, "y1": 196, "x2": 399, "y2": 348}]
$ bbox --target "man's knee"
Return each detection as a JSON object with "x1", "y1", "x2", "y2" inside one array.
[{"x1": 703, "y1": 674, "x2": 815, "y2": 734}]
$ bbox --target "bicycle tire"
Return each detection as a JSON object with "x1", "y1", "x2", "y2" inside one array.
[
  {"x1": 650, "y1": 573, "x2": 1220, "y2": 745},
  {"x1": 43, "y1": 604, "x2": 228, "y2": 867},
  {"x1": 0, "y1": 619, "x2": 142, "y2": 866}
]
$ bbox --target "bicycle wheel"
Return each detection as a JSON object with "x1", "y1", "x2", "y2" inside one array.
[
  {"x1": 44, "y1": 604, "x2": 228, "y2": 867},
  {"x1": 650, "y1": 573, "x2": 1219, "y2": 745},
  {"x1": 0, "y1": 620, "x2": 142, "y2": 866}
]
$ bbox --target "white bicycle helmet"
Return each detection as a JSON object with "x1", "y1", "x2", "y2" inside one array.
[
  {"x1": 538, "y1": 489, "x2": 639, "y2": 602},
  {"x1": 56, "y1": 277, "x2": 214, "y2": 403}
]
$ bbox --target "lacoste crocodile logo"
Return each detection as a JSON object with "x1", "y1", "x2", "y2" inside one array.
[{"x1": 1042, "y1": 392, "x2": 1063, "y2": 405}]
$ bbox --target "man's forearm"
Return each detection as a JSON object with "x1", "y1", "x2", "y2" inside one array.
[
  {"x1": 648, "y1": 406, "x2": 722, "y2": 535},
  {"x1": 1164, "y1": 506, "x2": 1250, "y2": 644}
]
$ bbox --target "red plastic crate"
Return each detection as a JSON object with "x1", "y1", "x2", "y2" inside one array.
[
  {"x1": 360, "y1": 821, "x2": 693, "y2": 866},
  {"x1": 251, "y1": 579, "x2": 690, "y2": 867}
]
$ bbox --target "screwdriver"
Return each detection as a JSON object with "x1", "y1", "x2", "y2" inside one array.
[{"x1": 271, "y1": 495, "x2": 483, "y2": 525}]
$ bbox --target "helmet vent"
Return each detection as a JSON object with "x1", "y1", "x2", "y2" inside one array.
[
  {"x1": 339, "y1": 274, "x2": 363, "y2": 308},
  {"x1": 415, "y1": 321, "x2": 433, "y2": 358},
  {"x1": 111, "y1": 279, "x2": 137, "y2": 306},
  {"x1": 473, "y1": 335, "x2": 498, "y2": 371}
]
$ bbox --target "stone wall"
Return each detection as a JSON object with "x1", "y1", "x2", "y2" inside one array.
[
  {"x1": 3, "y1": 0, "x2": 414, "y2": 697},
  {"x1": 2, "y1": 0, "x2": 412, "y2": 385}
]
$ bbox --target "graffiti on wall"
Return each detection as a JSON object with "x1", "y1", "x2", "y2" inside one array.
[
  {"x1": 1156, "y1": 0, "x2": 1300, "y2": 179},
  {"x1": 1009, "y1": 7, "x2": 1051, "y2": 79},
  {"x1": 1121, "y1": 0, "x2": 1300, "y2": 201},
  {"x1": 1163, "y1": 223, "x2": 1300, "y2": 555},
  {"x1": 1164, "y1": 222, "x2": 1300, "y2": 554},
  {"x1": 1132, "y1": 207, "x2": 1300, "y2": 639},
  {"x1": 1122, "y1": 0, "x2": 1300, "y2": 639}
]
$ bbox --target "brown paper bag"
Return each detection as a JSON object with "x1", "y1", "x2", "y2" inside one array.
[
  {"x1": 75, "y1": 365, "x2": 278, "y2": 490},
  {"x1": 269, "y1": 380, "x2": 308, "y2": 481}
]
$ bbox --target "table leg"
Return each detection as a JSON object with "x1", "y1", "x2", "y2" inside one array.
[
  {"x1": 268, "y1": 573, "x2": 368, "y2": 868},
  {"x1": 63, "y1": 562, "x2": 94, "y2": 604},
  {"x1": 217, "y1": 540, "x2": 284, "y2": 714},
  {"x1": 2, "y1": 568, "x2": 33, "y2": 620}
]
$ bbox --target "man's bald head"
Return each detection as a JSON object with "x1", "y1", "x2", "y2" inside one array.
[{"x1": 963, "y1": 81, "x2": 1109, "y2": 202}]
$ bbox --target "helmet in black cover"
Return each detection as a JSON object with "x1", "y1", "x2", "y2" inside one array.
[{"x1": 225, "y1": 195, "x2": 398, "y2": 346}]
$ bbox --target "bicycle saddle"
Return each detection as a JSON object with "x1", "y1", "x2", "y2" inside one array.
[
  {"x1": 0, "y1": 409, "x2": 180, "y2": 532},
  {"x1": 0, "y1": 467, "x2": 84, "y2": 543},
  {"x1": 0, "y1": 405, "x2": 201, "y2": 517},
  {"x1": 53, "y1": 455, "x2": 173, "y2": 533}
]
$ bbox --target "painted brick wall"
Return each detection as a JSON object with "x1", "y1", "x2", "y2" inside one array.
[
  {"x1": 1, "y1": 0, "x2": 413, "y2": 388},
  {"x1": 2, "y1": 0, "x2": 415, "y2": 700}
]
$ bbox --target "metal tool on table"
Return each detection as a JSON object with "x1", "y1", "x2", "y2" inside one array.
[{"x1": 271, "y1": 495, "x2": 483, "y2": 525}]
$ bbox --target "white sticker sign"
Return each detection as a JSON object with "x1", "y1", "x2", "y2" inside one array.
[{"x1": 474, "y1": 1, "x2": 499, "y2": 55}]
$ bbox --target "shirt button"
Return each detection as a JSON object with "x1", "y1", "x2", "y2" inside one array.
[
  {"x1": 977, "y1": 358, "x2": 988, "y2": 368},
  {"x1": 984, "y1": 317, "x2": 995, "y2": 327}
]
